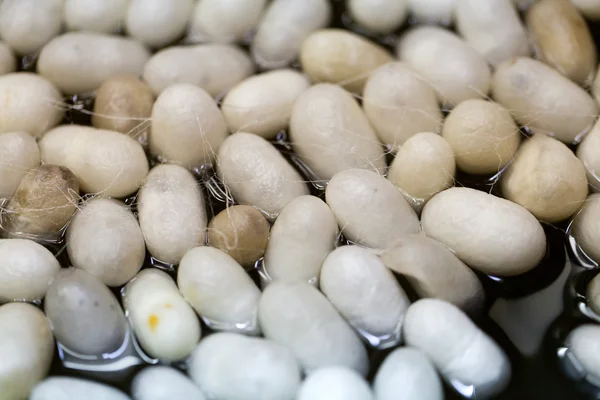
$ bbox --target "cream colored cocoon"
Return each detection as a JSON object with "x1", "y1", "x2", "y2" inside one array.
[
  {"x1": 132, "y1": 366, "x2": 207, "y2": 400},
  {"x1": 126, "y1": 0, "x2": 194, "y2": 48},
  {"x1": 500, "y1": 134, "x2": 588, "y2": 223},
  {"x1": 572, "y1": 0, "x2": 600, "y2": 20},
  {"x1": 251, "y1": 0, "x2": 331, "y2": 69},
  {"x1": 216, "y1": 132, "x2": 309, "y2": 219},
  {"x1": 566, "y1": 325, "x2": 600, "y2": 379},
  {"x1": 421, "y1": 187, "x2": 546, "y2": 276},
  {"x1": 31, "y1": 377, "x2": 130, "y2": 400},
  {"x1": 363, "y1": 62, "x2": 443, "y2": 150},
  {"x1": 37, "y1": 32, "x2": 151, "y2": 95},
  {"x1": 221, "y1": 69, "x2": 310, "y2": 139},
  {"x1": 397, "y1": 26, "x2": 491, "y2": 107},
  {"x1": 348, "y1": 0, "x2": 407, "y2": 34},
  {"x1": 0, "y1": 42, "x2": 16, "y2": 76},
  {"x1": 64, "y1": 0, "x2": 130, "y2": 34},
  {"x1": 492, "y1": 57, "x2": 598, "y2": 144},
  {"x1": 0, "y1": 132, "x2": 40, "y2": 199},
  {"x1": 577, "y1": 119, "x2": 600, "y2": 191},
  {"x1": 571, "y1": 193, "x2": 600, "y2": 264},
  {"x1": 150, "y1": 83, "x2": 228, "y2": 170},
  {"x1": 406, "y1": 0, "x2": 456, "y2": 25},
  {"x1": 587, "y1": 273, "x2": 600, "y2": 315},
  {"x1": 326, "y1": 169, "x2": 420, "y2": 249},
  {"x1": 297, "y1": 367, "x2": 374, "y2": 400},
  {"x1": 289, "y1": 83, "x2": 386, "y2": 182}
]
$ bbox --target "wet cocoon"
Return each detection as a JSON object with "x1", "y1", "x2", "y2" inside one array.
[
  {"x1": 132, "y1": 366, "x2": 206, "y2": 400},
  {"x1": 566, "y1": 325, "x2": 600, "y2": 378},
  {"x1": 0, "y1": 132, "x2": 40, "y2": 199},
  {"x1": 37, "y1": 32, "x2": 150, "y2": 95},
  {"x1": 138, "y1": 164, "x2": 207, "y2": 265},
  {"x1": 397, "y1": 26, "x2": 491, "y2": 107},
  {"x1": 571, "y1": 193, "x2": 600, "y2": 264},
  {"x1": 0, "y1": 239, "x2": 60, "y2": 303},
  {"x1": 124, "y1": 269, "x2": 201, "y2": 361},
  {"x1": 348, "y1": 0, "x2": 407, "y2": 34},
  {"x1": 289, "y1": 84, "x2": 386, "y2": 181},
  {"x1": 258, "y1": 281, "x2": 369, "y2": 375},
  {"x1": 572, "y1": 0, "x2": 600, "y2": 20},
  {"x1": 263, "y1": 195, "x2": 337, "y2": 287},
  {"x1": 300, "y1": 29, "x2": 393, "y2": 93},
  {"x1": 178, "y1": 246, "x2": 262, "y2": 335},
  {"x1": 587, "y1": 273, "x2": 600, "y2": 315},
  {"x1": 31, "y1": 377, "x2": 130, "y2": 400},
  {"x1": 403, "y1": 299, "x2": 511, "y2": 399},
  {"x1": 0, "y1": 303, "x2": 54, "y2": 400},
  {"x1": 126, "y1": 0, "x2": 193, "y2": 48},
  {"x1": 67, "y1": 198, "x2": 145, "y2": 287},
  {"x1": 326, "y1": 169, "x2": 420, "y2": 249},
  {"x1": 221, "y1": 69, "x2": 310, "y2": 139},
  {"x1": 64, "y1": 0, "x2": 130, "y2": 34},
  {"x1": 297, "y1": 367, "x2": 374, "y2": 400},
  {"x1": 217, "y1": 132, "x2": 309, "y2": 219},
  {"x1": 578, "y1": 118, "x2": 600, "y2": 191},
  {"x1": 251, "y1": 0, "x2": 331, "y2": 69},
  {"x1": 189, "y1": 333, "x2": 301, "y2": 400},
  {"x1": 0, "y1": 42, "x2": 16, "y2": 75},
  {"x1": 406, "y1": 0, "x2": 456, "y2": 25},
  {"x1": 492, "y1": 57, "x2": 598, "y2": 144},
  {"x1": 421, "y1": 187, "x2": 546, "y2": 276},
  {"x1": 40, "y1": 125, "x2": 149, "y2": 198}
]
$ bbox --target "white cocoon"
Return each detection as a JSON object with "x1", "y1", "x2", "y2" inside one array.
[
  {"x1": 64, "y1": 0, "x2": 130, "y2": 34},
  {"x1": 348, "y1": 0, "x2": 407, "y2": 34},
  {"x1": 0, "y1": 132, "x2": 40, "y2": 199},
  {"x1": 126, "y1": 0, "x2": 194, "y2": 48},
  {"x1": 297, "y1": 367, "x2": 374, "y2": 400}
]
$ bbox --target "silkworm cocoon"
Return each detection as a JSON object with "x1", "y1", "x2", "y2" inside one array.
[
  {"x1": 587, "y1": 273, "x2": 600, "y2": 315},
  {"x1": 380, "y1": 234, "x2": 485, "y2": 315},
  {"x1": 572, "y1": 0, "x2": 600, "y2": 20},
  {"x1": 0, "y1": 73, "x2": 63, "y2": 138},
  {"x1": 67, "y1": 198, "x2": 145, "y2": 287},
  {"x1": 300, "y1": 29, "x2": 393, "y2": 94},
  {"x1": 326, "y1": 169, "x2": 420, "y2": 249},
  {"x1": 138, "y1": 164, "x2": 207, "y2": 265},
  {"x1": 407, "y1": 0, "x2": 456, "y2": 25},
  {"x1": 0, "y1": 42, "x2": 16, "y2": 75},
  {"x1": 566, "y1": 325, "x2": 600, "y2": 378},
  {"x1": 3, "y1": 165, "x2": 79, "y2": 239},
  {"x1": 0, "y1": 303, "x2": 54, "y2": 400},
  {"x1": 37, "y1": 32, "x2": 150, "y2": 95},
  {"x1": 39, "y1": 125, "x2": 149, "y2": 198},
  {"x1": 571, "y1": 193, "x2": 600, "y2": 263},
  {"x1": 178, "y1": 246, "x2": 262, "y2": 335},
  {"x1": 31, "y1": 377, "x2": 130, "y2": 400},
  {"x1": 64, "y1": 0, "x2": 130, "y2": 34},
  {"x1": 126, "y1": 0, "x2": 193, "y2": 48},
  {"x1": 188, "y1": 0, "x2": 267, "y2": 43},
  {"x1": 0, "y1": 239, "x2": 60, "y2": 303},
  {"x1": 373, "y1": 348, "x2": 443, "y2": 400},
  {"x1": 348, "y1": 0, "x2": 407, "y2": 34},
  {"x1": 442, "y1": 99, "x2": 520, "y2": 175},
  {"x1": 217, "y1": 132, "x2": 309, "y2": 219},
  {"x1": 387, "y1": 132, "x2": 455, "y2": 211},
  {"x1": 403, "y1": 299, "x2": 511, "y2": 399},
  {"x1": 0, "y1": 132, "x2": 40, "y2": 199},
  {"x1": 289, "y1": 84, "x2": 386, "y2": 181},
  {"x1": 577, "y1": 120, "x2": 600, "y2": 191},
  {"x1": 527, "y1": 0, "x2": 597, "y2": 86},
  {"x1": 397, "y1": 27, "x2": 491, "y2": 107},
  {"x1": 258, "y1": 281, "x2": 369, "y2": 375},
  {"x1": 500, "y1": 134, "x2": 588, "y2": 223},
  {"x1": 297, "y1": 367, "x2": 374, "y2": 400},
  {"x1": 44, "y1": 268, "x2": 127, "y2": 355},
  {"x1": 132, "y1": 366, "x2": 207, "y2": 400},
  {"x1": 263, "y1": 195, "x2": 337, "y2": 286},
  {"x1": 221, "y1": 69, "x2": 310, "y2": 139},
  {"x1": 363, "y1": 62, "x2": 443, "y2": 150},
  {"x1": 124, "y1": 269, "x2": 201, "y2": 361},
  {"x1": 251, "y1": 0, "x2": 331, "y2": 69},
  {"x1": 492, "y1": 57, "x2": 598, "y2": 144},
  {"x1": 320, "y1": 246, "x2": 410, "y2": 343},
  {"x1": 421, "y1": 187, "x2": 546, "y2": 276},
  {"x1": 189, "y1": 333, "x2": 301, "y2": 400},
  {"x1": 0, "y1": 0, "x2": 62, "y2": 55},
  {"x1": 456, "y1": 0, "x2": 529, "y2": 66},
  {"x1": 143, "y1": 44, "x2": 254, "y2": 97}
]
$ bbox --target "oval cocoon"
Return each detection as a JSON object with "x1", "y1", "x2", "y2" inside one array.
[
  {"x1": 363, "y1": 62, "x2": 443, "y2": 149},
  {"x1": 67, "y1": 198, "x2": 145, "y2": 287},
  {"x1": 0, "y1": 303, "x2": 54, "y2": 400},
  {"x1": 566, "y1": 324, "x2": 600, "y2": 378},
  {"x1": 178, "y1": 246, "x2": 261, "y2": 334},
  {"x1": 571, "y1": 193, "x2": 600, "y2": 263},
  {"x1": 258, "y1": 281, "x2": 369, "y2": 375},
  {"x1": 0, "y1": 73, "x2": 63, "y2": 138},
  {"x1": 500, "y1": 134, "x2": 588, "y2": 223},
  {"x1": 289, "y1": 83, "x2": 386, "y2": 181},
  {"x1": 217, "y1": 132, "x2": 309, "y2": 219},
  {"x1": 0, "y1": 42, "x2": 16, "y2": 75},
  {"x1": 138, "y1": 164, "x2": 207, "y2": 265},
  {"x1": 64, "y1": 0, "x2": 129, "y2": 34},
  {"x1": 407, "y1": 0, "x2": 456, "y2": 25},
  {"x1": 126, "y1": 0, "x2": 193, "y2": 48},
  {"x1": 189, "y1": 333, "x2": 301, "y2": 400},
  {"x1": 31, "y1": 377, "x2": 130, "y2": 400},
  {"x1": 264, "y1": 195, "x2": 337, "y2": 286},
  {"x1": 492, "y1": 57, "x2": 598, "y2": 144},
  {"x1": 397, "y1": 26, "x2": 491, "y2": 107},
  {"x1": 421, "y1": 187, "x2": 546, "y2": 276},
  {"x1": 297, "y1": 367, "x2": 374, "y2": 400},
  {"x1": 143, "y1": 44, "x2": 254, "y2": 97},
  {"x1": 39, "y1": 125, "x2": 149, "y2": 198},
  {"x1": 577, "y1": 119, "x2": 600, "y2": 191},
  {"x1": 221, "y1": 69, "x2": 310, "y2": 139},
  {"x1": 0, "y1": 131, "x2": 40, "y2": 199},
  {"x1": 124, "y1": 269, "x2": 200, "y2": 361},
  {"x1": 326, "y1": 169, "x2": 420, "y2": 249},
  {"x1": 132, "y1": 366, "x2": 206, "y2": 400},
  {"x1": 251, "y1": 0, "x2": 331, "y2": 69},
  {"x1": 403, "y1": 299, "x2": 511, "y2": 399},
  {"x1": 587, "y1": 273, "x2": 600, "y2": 315},
  {"x1": 300, "y1": 29, "x2": 393, "y2": 93},
  {"x1": 348, "y1": 0, "x2": 407, "y2": 34},
  {"x1": 38, "y1": 32, "x2": 150, "y2": 95}
]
